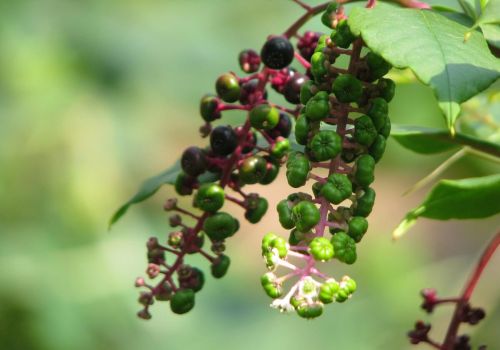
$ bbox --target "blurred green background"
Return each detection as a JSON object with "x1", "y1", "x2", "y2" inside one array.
[{"x1": 0, "y1": 1, "x2": 498, "y2": 349}]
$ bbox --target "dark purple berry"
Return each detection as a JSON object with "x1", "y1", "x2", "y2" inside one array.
[
  {"x1": 268, "y1": 112, "x2": 292, "y2": 139},
  {"x1": 181, "y1": 146, "x2": 207, "y2": 177},
  {"x1": 239, "y1": 49, "x2": 261, "y2": 73},
  {"x1": 210, "y1": 126, "x2": 238, "y2": 156},
  {"x1": 283, "y1": 73, "x2": 309, "y2": 104},
  {"x1": 261, "y1": 36, "x2": 294, "y2": 69}
]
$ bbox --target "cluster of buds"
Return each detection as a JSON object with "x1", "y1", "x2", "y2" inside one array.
[
  {"x1": 408, "y1": 288, "x2": 487, "y2": 349},
  {"x1": 260, "y1": 2, "x2": 394, "y2": 318}
]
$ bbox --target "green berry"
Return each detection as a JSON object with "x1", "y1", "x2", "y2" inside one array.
[
  {"x1": 277, "y1": 199, "x2": 295, "y2": 229},
  {"x1": 260, "y1": 272, "x2": 276, "y2": 286},
  {"x1": 259, "y1": 157, "x2": 280, "y2": 185},
  {"x1": 250, "y1": 103, "x2": 280, "y2": 130},
  {"x1": 262, "y1": 232, "x2": 278, "y2": 253},
  {"x1": 270, "y1": 137, "x2": 291, "y2": 159},
  {"x1": 245, "y1": 197, "x2": 268, "y2": 224},
  {"x1": 377, "y1": 78, "x2": 395, "y2": 102},
  {"x1": 286, "y1": 151, "x2": 310, "y2": 188},
  {"x1": 354, "y1": 115, "x2": 378, "y2": 146},
  {"x1": 331, "y1": 20, "x2": 356, "y2": 48},
  {"x1": 353, "y1": 188, "x2": 376, "y2": 217},
  {"x1": 211, "y1": 254, "x2": 230, "y2": 278},
  {"x1": 310, "y1": 130, "x2": 342, "y2": 161},
  {"x1": 170, "y1": 289, "x2": 195, "y2": 314},
  {"x1": 331, "y1": 232, "x2": 357, "y2": 264},
  {"x1": 319, "y1": 280, "x2": 340, "y2": 304},
  {"x1": 369, "y1": 134, "x2": 386, "y2": 162},
  {"x1": 271, "y1": 237, "x2": 288, "y2": 258},
  {"x1": 365, "y1": 52, "x2": 391, "y2": 81},
  {"x1": 194, "y1": 183, "x2": 225, "y2": 212},
  {"x1": 321, "y1": 173, "x2": 353, "y2": 204},
  {"x1": 335, "y1": 288, "x2": 350, "y2": 302},
  {"x1": 199, "y1": 94, "x2": 220, "y2": 122},
  {"x1": 294, "y1": 114, "x2": 310, "y2": 145},
  {"x1": 239, "y1": 155, "x2": 268, "y2": 184},
  {"x1": 310, "y1": 52, "x2": 328, "y2": 81},
  {"x1": 321, "y1": 2, "x2": 339, "y2": 28},
  {"x1": 348, "y1": 216, "x2": 368, "y2": 242},
  {"x1": 296, "y1": 302, "x2": 324, "y2": 319},
  {"x1": 263, "y1": 282, "x2": 282, "y2": 299},
  {"x1": 354, "y1": 154, "x2": 375, "y2": 187},
  {"x1": 300, "y1": 80, "x2": 315, "y2": 105},
  {"x1": 292, "y1": 201, "x2": 320, "y2": 232},
  {"x1": 379, "y1": 117, "x2": 391, "y2": 138},
  {"x1": 203, "y1": 212, "x2": 239, "y2": 241},
  {"x1": 367, "y1": 98, "x2": 389, "y2": 131},
  {"x1": 314, "y1": 34, "x2": 329, "y2": 53},
  {"x1": 215, "y1": 73, "x2": 240, "y2": 103},
  {"x1": 305, "y1": 91, "x2": 330, "y2": 121},
  {"x1": 332, "y1": 74, "x2": 363, "y2": 103},
  {"x1": 342, "y1": 276, "x2": 357, "y2": 294},
  {"x1": 309, "y1": 237, "x2": 335, "y2": 261}
]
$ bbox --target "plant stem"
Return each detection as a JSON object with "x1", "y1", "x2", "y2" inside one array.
[
  {"x1": 283, "y1": 2, "x2": 331, "y2": 38},
  {"x1": 441, "y1": 231, "x2": 500, "y2": 349}
]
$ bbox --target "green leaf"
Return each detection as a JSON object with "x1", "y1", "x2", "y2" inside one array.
[
  {"x1": 457, "y1": 0, "x2": 478, "y2": 20},
  {"x1": 109, "y1": 161, "x2": 182, "y2": 228},
  {"x1": 391, "y1": 124, "x2": 500, "y2": 156},
  {"x1": 348, "y1": 5, "x2": 500, "y2": 133},
  {"x1": 473, "y1": 0, "x2": 500, "y2": 27},
  {"x1": 393, "y1": 174, "x2": 500, "y2": 239}
]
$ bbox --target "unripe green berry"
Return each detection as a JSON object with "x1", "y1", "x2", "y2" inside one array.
[
  {"x1": 369, "y1": 134, "x2": 386, "y2": 162},
  {"x1": 379, "y1": 117, "x2": 391, "y2": 138},
  {"x1": 296, "y1": 302, "x2": 324, "y2": 319},
  {"x1": 365, "y1": 52, "x2": 392, "y2": 81},
  {"x1": 310, "y1": 130, "x2": 342, "y2": 161},
  {"x1": 309, "y1": 237, "x2": 335, "y2": 261},
  {"x1": 250, "y1": 103, "x2": 280, "y2": 130},
  {"x1": 286, "y1": 152, "x2": 310, "y2": 188},
  {"x1": 310, "y1": 52, "x2": 328, "y2": 81},
  {"x1": 262, "y1": 232, "x2": 278, "y2": 253},
  {"x1": 199, "y1": 94, "x2": 220, "y2": 122},
  {"x1": 259, "y1": 157, "x2": 280, "y2": 185},
  {"x1": 194, "y1": 183, "x2": 225, "y2": 212},
  {"x1": 331, "y1": 20, "x2": 356, "y2": 48},
  {"x1": 353, "y1": 188, "x2": 376, "y2": 217},
  {"x1": 245, "y1": 197, "x2": 268, "y2": 224},
  {"x1": 271, "y1": 137, "x2": 291, "y2": 159},
  {"x1": 321, "y1": 173, "x2": 353, "y2": 204},
  {"x1": 239, "y1": 155, "x2": 268, "y2": 184},
  {"x1": 203, "y1": 212, "x2": 239, "y2": 241},
  {"x1": 331, "y1": 231, "x2": 357, "y2": 264},
  {"x1": 305, "y1": 91, "x2": 330, "y2": 121},
  {"x1": 294, "y1": 114, "x2": 310, "y2": 145},
  {"x1": 319, "y1": 280, "x2": 340, "y2": 304},
  {"x1": 263, "y1": 282, "x2": 282, "y2": 299},
  {"x1": 215, "y1": 73, "x2": 240, "y2": 103},
  {"x1": 175, "y1": 172, "x2": 195, "y2": 196},
  {"x1": 354, "y1": 154, "x2": 375, "y2": 187},
  {"x1": 368, "y1": 98, "x2": 389, "y2": 131},
  {"x1": 342, "y1": 276, "x2": 357, "y2": 294},
  {"x1": 277, "y1": 199, "x2": 295, "y2": 229},
  {"x1": 260, "y1": 272, "x2": 276, "y2": 286},
  {"x1": 292, "y1": 201, "x2": 320, "y2": 232},
  {"x1": 300, "y1": 80, "x2": 315, "y2": 105},
  {"x1": 170, "y1": 289, "x2": 195, "y2": 314},
  {"x1": 332, "y1": 73, "x2": 363, "y2": 103},
  {"x1": 321, "y1": 2, "x2": 339, "y2": 28},
  {"x1": 348, "y1": 216, "x2": 368, "y2": 242},
  {"x1": 211, "y1": 254, "x2": 230, "y2": 279},
  {"x1": 377, "y1": 78, "x2": 396, "y2": 102},
  {"x1": 354, "y1": 115, "x2": 378, "y2": 147}
]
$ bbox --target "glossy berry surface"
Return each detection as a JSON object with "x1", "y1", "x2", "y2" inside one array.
[
  {"x1": 260, "y1": 36, "x2": 295, "y2": 69},
  {"x1": 215, "y1": 73, "x2": 241, "y2": 103},
  {"x1": 210, "y1": 126, "x2": 238, "y2": 156},
  {"x1": 181, "y1": 146, "x2": 206, "y2": 177}
]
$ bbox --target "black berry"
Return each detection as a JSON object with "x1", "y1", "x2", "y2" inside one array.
[
  {"x1": 181, "y1": 147, "x2": 207, "y2": 177},
  {"x1": 261, "y1": 36, "x2": 294, "y2": 69},
  {"x1": 210, "y1": 126, "x2": 238, "y2": 156}
]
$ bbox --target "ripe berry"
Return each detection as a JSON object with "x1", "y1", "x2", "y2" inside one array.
[
  {"x1": 215, "y1": 73, "x2": 240, "y2": 103},
  {"x1": 283, "y1": 73, "x2": 309, "y2": 104},
  {"x1": 268, "y1": 112, "x2": 292, "y2": 139},
  {"x1": 181, "y1": 147, "x2": 207, "y2": 177},
  {"x1": 210, "y1": 126, "x2": 238, "y2": 156},
  {"x1": 238, "y1": 49, "x2": 261, "y2": 73},
  {"x1": 239, "y1": 79, "x2": 267, "y2": 105},
  {"x1": 260, "y1": 36, "x2": 294, "y2": 69}
]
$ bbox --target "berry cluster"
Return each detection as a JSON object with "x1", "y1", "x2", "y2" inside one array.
[
  {"x1": 133, "y1": 26, "x2": 323, "y2": 318},
  {"x1": 260, "y1": 3, "x2": 395, "y2": 318}
]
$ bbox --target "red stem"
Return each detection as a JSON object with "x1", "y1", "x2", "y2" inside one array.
[{"x1": 441, "y1": 231, "x2": 500, "y2": 350}]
